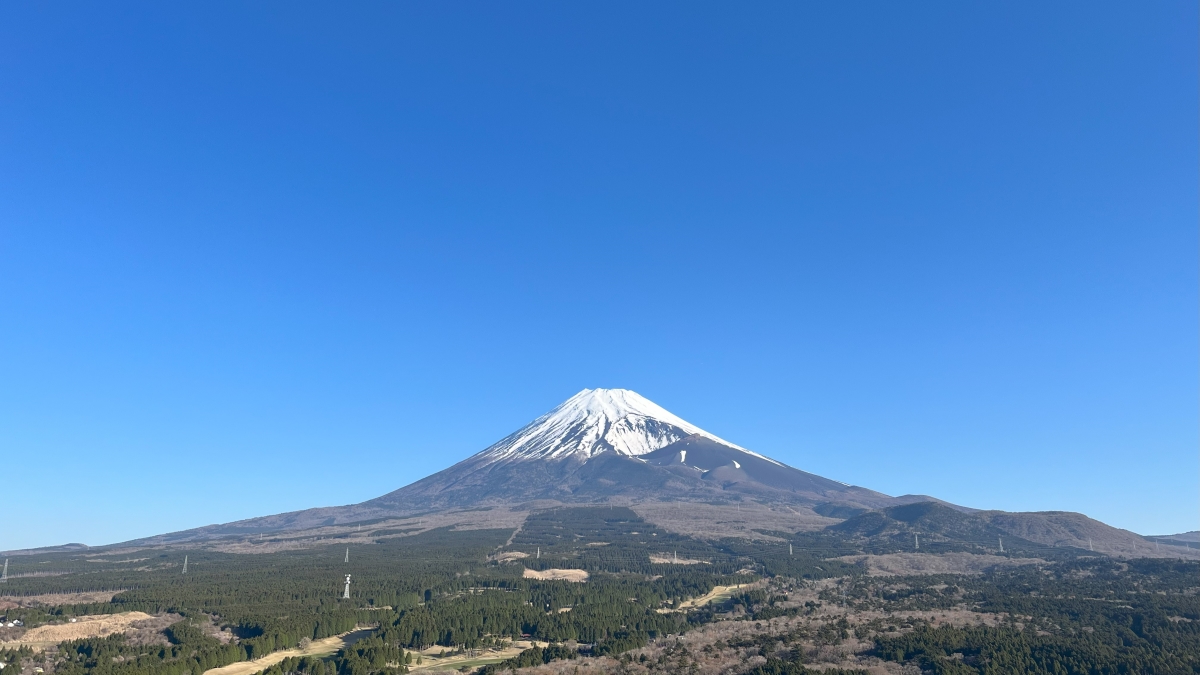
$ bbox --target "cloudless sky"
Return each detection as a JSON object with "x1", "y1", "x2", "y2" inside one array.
[{"x1": 2, "y1": 2, "x2": 1196, "y2": 551}]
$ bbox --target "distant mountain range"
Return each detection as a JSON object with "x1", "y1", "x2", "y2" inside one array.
[{"x1": 9, "y1": 388, "x2": 1193, "y2": 559}]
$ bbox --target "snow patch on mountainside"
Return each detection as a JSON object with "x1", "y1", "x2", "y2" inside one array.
[{"x1": 475, "y1": 388, "x2": 780, "y2": 466}]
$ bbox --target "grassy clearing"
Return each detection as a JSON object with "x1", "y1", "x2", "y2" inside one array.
[
  {"x1": 677, "y1": 583, "x2": 740, "y2": 609},
  {"x1": 409, "y1": 641, "x2": 542, "y2": 672}
]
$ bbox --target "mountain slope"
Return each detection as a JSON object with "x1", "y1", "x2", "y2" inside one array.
[
  {"x1": 826, "y1": 502, "x2": 1184, "y2": 558},
  {"x1": 366, "y1": 388, "x2": 893, "y2": 511},
  {"x1": 88, "y1": 387, "x2": 1190, "y2": 561}
]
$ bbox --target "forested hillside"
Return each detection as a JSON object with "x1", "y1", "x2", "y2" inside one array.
[{"x1": 1, "y1": 508, "x2": 1197, "y2": 675}]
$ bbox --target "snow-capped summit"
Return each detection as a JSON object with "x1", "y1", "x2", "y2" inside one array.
[
  {"x1": 359, "y1": 386, "x2": 875, "y2": 514},
  {"x1": 476, "y1": 388, "x2": 745, "y2": 464}
]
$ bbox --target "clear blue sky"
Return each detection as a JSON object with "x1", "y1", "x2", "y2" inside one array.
[{"x1": 2, "y1": 2, "x2": 1196, "y2": 551}]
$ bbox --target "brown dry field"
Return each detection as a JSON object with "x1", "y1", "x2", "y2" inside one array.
[
  {"x1": 0, "y1": 612, "x2": 173, "y2": 650},
  {"x1": 522, "y1": 568, "x2": 589, "y2": 582},
  {"x1": 204, "y1": 507, "x2": 530, "y2": 555},
  {"x1": 0, "y1": 591, "x2": 120, "y2": 610},
  {"x1": 833, "y1": 552, "x2": 1045, "y2": 576},
  {"x1": 633, "y1": 502, "x2": 839, "y2": 540}
]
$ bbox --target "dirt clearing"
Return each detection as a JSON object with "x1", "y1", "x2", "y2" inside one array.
[
  {"x1": 1, "y1": 612, "x2": 167, "y2": 650},
  {"x1": 523, "y1": 568, "x2": 589, "y2": 582}
]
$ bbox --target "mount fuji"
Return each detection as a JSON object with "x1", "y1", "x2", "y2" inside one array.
[
  {"x1": 363, "y1": 388, "x2": 913, "y2": 512},
  {"x1": 94, "y1": 387, "x2": 1181, "y2": 559},
  {"x1": 156, "y1": 388, "x2": 935, "y2": 540}
]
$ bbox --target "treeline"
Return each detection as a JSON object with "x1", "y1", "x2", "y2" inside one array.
[
  {"x1": 326, "y1": 635, "x2": 411, "y2": 675},
  {"x1": 56, "y1": 619, "x2": 247, "y2": 675},
  {"x1": 0, "y1": 645, "x2": 35, "y2": 666},
  {"x1": 388, "y1": 584, "x2": 690, "y2": 651}
]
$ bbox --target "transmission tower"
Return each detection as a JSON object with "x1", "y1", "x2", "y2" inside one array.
[
  {"x1": 998, "y1": 538, "x2": 1003, "y2": 553},
  {"x1": 343, "y1": 574, "x2": 351, "y2": 599},
  {"x1": 182, "y1": 556, "x2": 188, "y2": 574},
  {"x1": 914, "y1": 533, "x2": 919, "y2": 550},
  {"x1": 345, "y1": 548, "x2": 349, "y2": 563},
  {"x1": 1, "y1": 558, "x2": 7, "y2": 583}
]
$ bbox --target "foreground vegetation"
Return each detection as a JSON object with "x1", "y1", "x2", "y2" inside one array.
[{"x1": 1, "y1": 507, "x2": 1197, "y2": 675}]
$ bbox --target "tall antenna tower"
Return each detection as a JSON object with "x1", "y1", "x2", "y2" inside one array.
[
  {"x1": 343, "y1": 574, "x2": 351, "y2": 599},
  {"x1": 182, "y1": 556, "x2": 188, "y2": 574},
  {"x1": 345, "y1": 548, "x2": 349, "y2": 563},
  {"x1": 1, "y1": 558, "x2": 7, "y2": 583}
]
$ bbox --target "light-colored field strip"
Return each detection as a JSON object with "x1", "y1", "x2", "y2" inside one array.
[
  {"x1": 522, "y1": 568, "x2": 589, "y2": 582},
  {"x1": 678, "y1": 584, "x2": 740, "y2": 609},
  {"x1": 409, "y1": 641, "x2": 543, "y2": 672}
]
